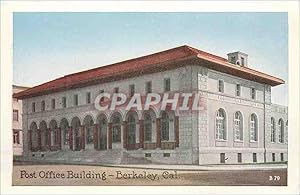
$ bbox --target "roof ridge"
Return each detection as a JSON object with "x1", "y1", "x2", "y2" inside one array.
[
  {"x1": 183, "y1": 45, "x2": 228, "y2": 62},
  {"x1": 65, "y1": 45, "x2": 194, "y2": 78}
]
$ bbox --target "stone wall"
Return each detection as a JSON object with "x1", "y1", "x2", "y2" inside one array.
[
  {"x1": 21, "y1": 64, "x2": 288, "y2": 165},
  {"x1": 22, "y1": 66, "x2": 199, "y2": 164}
]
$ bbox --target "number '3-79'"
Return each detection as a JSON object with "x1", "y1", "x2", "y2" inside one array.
[{"x1": 269, "y1": 176, "x2": 280, "y2": 181}]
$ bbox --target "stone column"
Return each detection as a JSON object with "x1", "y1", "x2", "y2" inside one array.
[
  {"x1": 28, "y1": 130, "x2": 32, "y2": 151},
  {"x1": 81, "y1": 126, "x2": 85, "y2": 150},
  {"x1": 175, "y1": 116, "x2": 179, "y2": 147},
  {"x1": 58, "y1": 128, "x2": 62, "y2": 149},
  {"x1": 94, "y1": 124, "x2": 99, "y2": 150},
  {"x1": 69, "y1": 127, "x2": 73, "y2": 150},
  {"x1": 156, "y1": 118, "x2": 161, "y2": 148},
  {"x1": 139, "y1": 120, "x2": 144, "y2": 149},
  {"x1": 47, "y1": 128, "x2": 51, "y2": 150},
  {"x1": 108, "y1": 123, "x2": 112, "y2": 149},
  {"x1": 37, "y1": 129, "x2": 41, "y2": 150},
  {"x1": 122, "y1": 121, "x2": 127, "y2": 149}
]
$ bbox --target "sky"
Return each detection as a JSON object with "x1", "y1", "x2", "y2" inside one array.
[{"x1": 13, "y1": 12, "x2": 288, "y2": 105}]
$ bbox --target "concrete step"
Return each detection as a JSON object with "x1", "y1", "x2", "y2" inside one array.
[
  {"x1": 121, "y1": 152, "x2": 153, "y2": 164},
  {"x1": 30, "y1": 149, "x2": 125, "y2": 164}
]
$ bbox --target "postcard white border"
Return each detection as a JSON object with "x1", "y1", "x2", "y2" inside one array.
[{"x1": 1, "y1": 1, "x2": 299, "y2": 194}]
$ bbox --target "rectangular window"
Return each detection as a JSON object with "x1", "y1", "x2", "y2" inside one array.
[
  {"x1": 41, "y1": 100, "x2": 45, "y2": 111},
  {"x1": 238, "y1": 153, "x2": 242, "y2": 163},
  {"x1": 114, "y1": 87, "x2": 119, "y2": 93},
  {"x1": 271, "y1": 119, "x2": 275, "y2": 143},
  {"x1": 253, "y1": 153, "x2": 257, "y2": 163},
  {"x1": 161, "y1": 119, "x2": 169, "y2": 141},
  {"x1": 272, "y1": 153, "x2": 276, "y2": 162},
  {"x1": 234, "y1": 115, "x2": 242, "y2": 141},
  {"x1": 13, "y1": 109, "x2": 18, "y2": 121},
  {"x1": 13, "y1": 130, "x2": 20, "y2": 144},
  {"x1": 51, "y1": 99, "x2": 55, "y2": 109},
  {"x1": 32, "y1": 102, "x2": 36, "y2": 112},
  {"x1": 216, "y1": 112, "x2": 226, "y2": 140},
  {"x1": 146, "y1": 81, "x2": 152, "y2": 93},
  {"x1": 250, "y1": 121, "x2": 256, "y2": 141},
  {"x1": 220, "y1": 153, "x2": 225, "y2": 163},
  {"x1": 145, "y1": 153, "x2": 151, "y2": 158},
  {"x1": 231, "y1": 56, "x2": 236, "y2": 63},
  {"x1": 62, "y1": 97, "x2": 67, "y2": 108},
  {"x1": 163, "y1": 153, "x2": 170, "y2": 157},
  {"x1": 241, "y1": 57, "x2": 245, "y2": 66},
  {"x1": 164, "y1": 78, "x2": 170, "y2": 92},
  {"x1": 74, "y1": 94, "x2": 78, "y2": 106},
  {"x1": 251, "y1": 88, "x2": 256, "y2": 100},
  {"x1": 218, "y1": 80, "x2": 224, "y2": 93},
  {"x1": 236, "y1": 84, "x2": 241, "y2": 97},
  {"x1": 86, "y1": 92, "x2": 91, "y2": 104},
  {"x1": 280, "y1": 153, "x2": 284, "y2": 161},
  {"x1": 129, "y1": 84, "x2": 135, "y2": 97},
  {"x1": 114, "y1": 87, "x2": 121, "y2": 101}
]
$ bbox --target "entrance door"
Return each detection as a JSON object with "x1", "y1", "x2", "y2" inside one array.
[
  {"x1": 98, "y1": 118, "x2": 108, "y2": 150},
  {"x1": 99, "y1": 132, "x2": 107, "y2": 150},
  {"x1": 128, "y1": 126, "x2": 136, "y2": 144},
  {"x1": 74, "y1": 128, "x2": 81, "y2": 151},
  {"x1": 127, "y1": 115, "x2": 136, "y2": 145},
  {"x1": 99, "y1": 123, "x2": 107, "y2": 150}
]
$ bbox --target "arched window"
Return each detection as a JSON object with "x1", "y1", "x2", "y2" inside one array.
[
  {"x1": 250, "y1": 114, "x2": 258, "y2": 141},
  {"x1": 112, "y1": 116, "x2": 121, "y2": 143},
  {"x1": 234, "y1": 112, "x2": 243, "y2": 141},
  {"x1": 39, "y1": 121, "x2": 48, "y2": 147},
  {"x1": 271, "y1": 117, "x2": 276, "y2": 143},
  {"x1": 161, "y1": 111, "x2": 169, "y2": 141},
  {"x1": 127, "y1": 114, "x2": 136, "y2": 144},
  {"x1": 278, "y1": 119, "x2": 284, "y2": 143},
  {"x1": 144, "y1": 113, "x2": 152, "y2": 142},
  {"x1": 216, "y1": 109, "x2": 226, "y2": 140},
  {"x1": 30, "y1": 122, "x2": 38, "y2": 148}
]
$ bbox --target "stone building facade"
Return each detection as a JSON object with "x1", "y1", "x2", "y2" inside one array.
[
  {"x1": 14, "y1": 45, "x2": 288, "y2": 165},
  {"x1": 12, "y1": 85, "x2": 29, "y2": 156}
]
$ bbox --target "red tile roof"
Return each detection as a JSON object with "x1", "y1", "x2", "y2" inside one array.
[{"x1": 14, "y1": 45, "x2": 284, "y2": 99}]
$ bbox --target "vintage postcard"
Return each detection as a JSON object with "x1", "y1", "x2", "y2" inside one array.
[{"x1": 1, "y1": 1, "x2": 299, "y2": 194}]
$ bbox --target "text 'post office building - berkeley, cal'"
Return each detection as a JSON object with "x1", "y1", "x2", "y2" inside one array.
[{"x1": 14, "y1": 45, "x2": 288, "y2": 165}]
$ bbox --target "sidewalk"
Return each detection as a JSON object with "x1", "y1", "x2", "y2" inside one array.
[
  {"x1": 111, "y1": 163, "x2": 287, "y2": 171},
  {"x1": 14, "y1": 158, "x2": 287, "y2": 171}
]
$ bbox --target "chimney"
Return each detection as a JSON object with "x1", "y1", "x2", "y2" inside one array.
[{"x1": 227, "y1": 51, "x2": 248, "y2": 67}]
